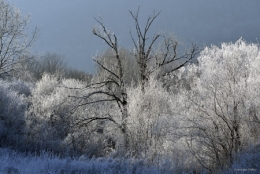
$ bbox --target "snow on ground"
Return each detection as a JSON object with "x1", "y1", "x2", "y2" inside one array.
[{"x1": 0, "y1": 148, "x2": 161, "y2": 174}]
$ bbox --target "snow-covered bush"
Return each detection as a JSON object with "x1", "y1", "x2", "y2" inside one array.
[
  {"x1": 127, "y1": 78, "x2": 171, "y2": 159},
  {"x1": 26, "y1": 74, "x2": 109, "y2": 156},
  {"x1": 0, "y1": 80, "x2": 29, "y2": 148},
  {"x1": 126, "y1": 76, "x2": 194, "y2": 173},
  {"x1": 8, "y1": 79, "x2": 33, "y2": 97}
]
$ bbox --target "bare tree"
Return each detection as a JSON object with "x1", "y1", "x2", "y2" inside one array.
[
  {"x1": 95, "y1": 48, "x2": 139, "y2": 87},
  {"x1": 129, "y1": 7, "x2": 199, "y2": 92},
  {"x1": 0, "y1": 0, "x2": 37, "y2": 77},
  {"x1": 34, "y1": 52, "x2": 67, "y2": 79},
  {"x1": 72, "y1": 8, "x2": 198, "y2": 154},
  {"x1": 81, "y1": 17, "x2": 129, "y2": 152}
]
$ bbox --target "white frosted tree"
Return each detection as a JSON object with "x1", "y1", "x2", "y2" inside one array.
[
  {"x1": 0, "y1": 0, "x2": 37, "y2": 77},
  {"x1": 177, "y1": 39, "x2": 260, "y2": 171}
]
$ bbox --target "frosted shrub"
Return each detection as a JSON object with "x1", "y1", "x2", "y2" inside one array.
[
  {"x1": 27, "y1": 74, "x2": 77, "y2": 153},
  {"x1": 27, "y1": 74, "x2": 105, "y2": 156},
  {"x1": 127, "y1": 77, "x2": 174, "y2": 162},
  {"x1": 0, "y1": 80, "x2": 28, "y2": 148},
  {"x1": 33, "y1": 73, "x2": 59, "y2": 96},
  {"x1": 8, "y1": 79, "x2": 33, "y2": 97}
]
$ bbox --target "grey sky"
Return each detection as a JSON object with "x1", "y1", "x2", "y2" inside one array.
[{"x1": 8, "y1": 0, "x2": 260, "y2": 73}]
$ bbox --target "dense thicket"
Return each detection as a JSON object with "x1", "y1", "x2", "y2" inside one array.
[
  {"x1": 0, "y1": 0, "x2": 259, "y2": 173},
  {"x1": 1, "y1": 39, "x2": 259, "y2": 173}
]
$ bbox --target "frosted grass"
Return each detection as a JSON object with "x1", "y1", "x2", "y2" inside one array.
[{"x1": 0, "y1": 148, "x2": 161, "y2": 174}]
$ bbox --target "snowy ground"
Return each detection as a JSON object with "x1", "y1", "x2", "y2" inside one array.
[{"x1": 0, "y1": 148, "x2": 161, "y2": 174}]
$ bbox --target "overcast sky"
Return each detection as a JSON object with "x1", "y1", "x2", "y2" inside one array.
[{"x1": 8, "y1": 0, "x2": 260, "y2": 73}]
